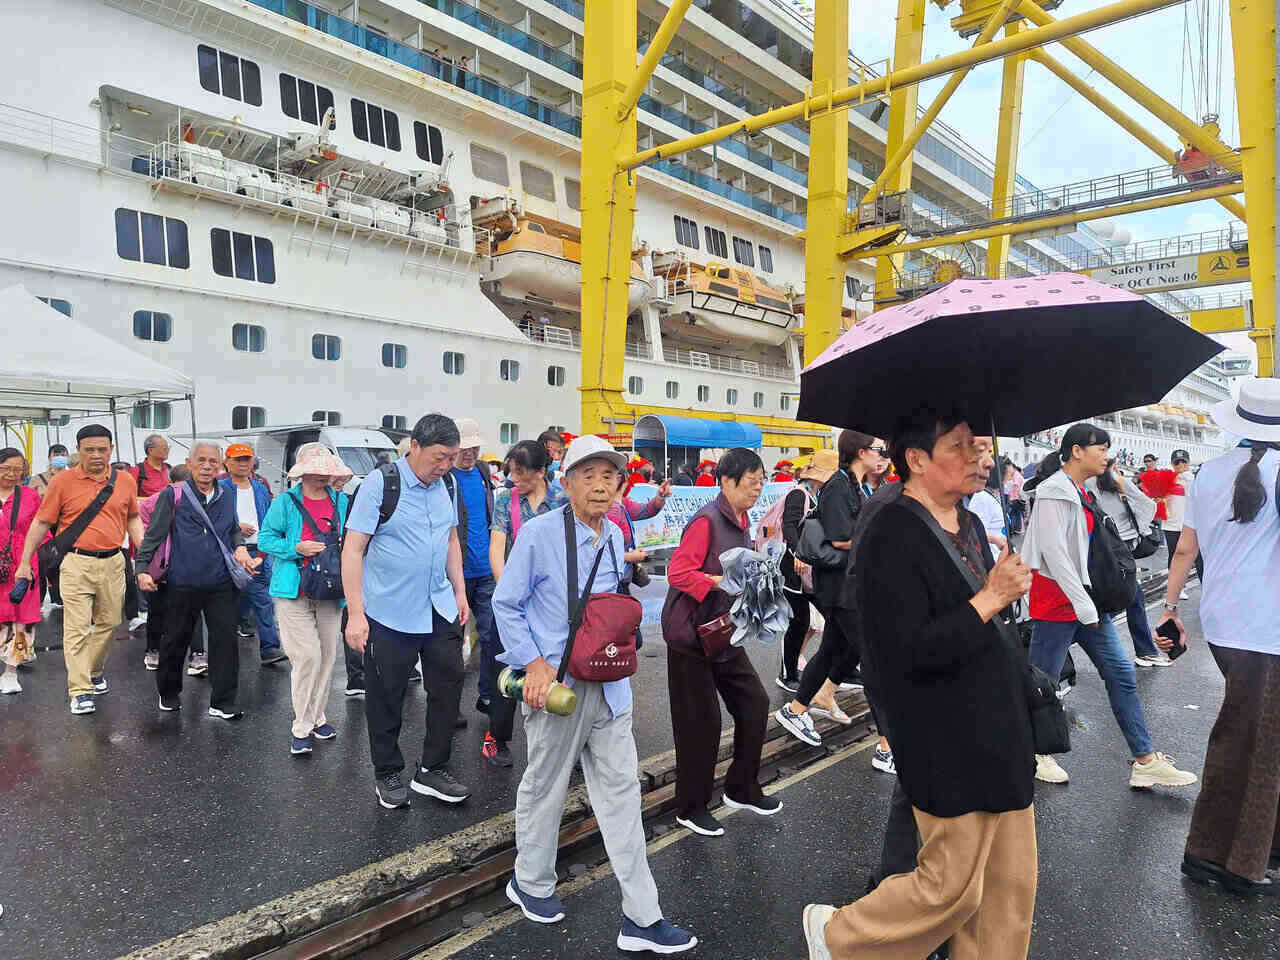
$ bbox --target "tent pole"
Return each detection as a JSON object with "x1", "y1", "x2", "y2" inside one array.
[
  {"x1": 188, "y1": 394, "x2": 197, "y2": 442},
  {"x1": 110, "y1": 398, "x2": 120, "y2": 455}
]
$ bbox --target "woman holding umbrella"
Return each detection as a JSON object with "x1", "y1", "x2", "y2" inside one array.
[{"x1": 1021, "y1": 423, "x2": 1196, "y2": 789}]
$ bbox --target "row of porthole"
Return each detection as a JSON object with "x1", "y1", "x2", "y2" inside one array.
[{"x1": 626, "y1": 376, "x2": 790, "y2": 411}]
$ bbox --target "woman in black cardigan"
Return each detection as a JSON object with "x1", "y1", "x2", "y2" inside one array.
[{"x1": 803, "y1": 412, "x2": 1036, "y2": 960}]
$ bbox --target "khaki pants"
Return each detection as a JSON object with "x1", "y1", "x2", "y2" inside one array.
[
  {"x1": 825, "y1": 804, "x2": 1037, "y2": 960},
  {"x1": 60, "y1": 551, "x2": 125, "y2": 697},
  {"x1": 274, "y1": 595, "x2": 341, "y2": 739}
]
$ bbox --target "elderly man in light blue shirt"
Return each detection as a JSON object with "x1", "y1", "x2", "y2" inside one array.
[
  {"x1": 493, "y1": 436, "x2": 696, "y2": 955},
  {"x1": 342, "y1": 414, "x2": 472, "y2": 812}
]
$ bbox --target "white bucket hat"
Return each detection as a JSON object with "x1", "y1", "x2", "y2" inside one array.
[
  {"x1": 456, "y1": 417, "x2": 483, "y2": 449},
  {"x1": 1210, "y1": 377, "x2": 1280, "y2": 444},
  {"x1": 560, "y1": 435, "x2": 627, "y2": 475},
  {"x1": 288, "y1": 446, "x2": 354, "y2": 480}
]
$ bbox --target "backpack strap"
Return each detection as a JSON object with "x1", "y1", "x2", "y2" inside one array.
[
  {"x1": 510, "y1": 490, "x2": 523, "y2": 541},
  {"x1": 376, "y1": 461, "x2": 400, "y2": 529}
]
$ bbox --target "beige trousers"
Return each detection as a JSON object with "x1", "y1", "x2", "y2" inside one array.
[
  {"x1": 59, "y1": 551, "x2": 125, "y2": 697},
  {"x1": 274, "y1": 595, "x2": 341, "y2": 738},
  {"x1": 825, "y1": 804, "x2": 1038, "y2": 960}
]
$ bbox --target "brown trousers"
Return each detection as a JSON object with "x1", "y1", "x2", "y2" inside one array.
[
  {"x1": 60, "y1": 551, "x2": 125, "y2": 697},
  {"x1": 1185, "y1": 644, "x2": 1280, "y2": 882},
  {"x1": 825, "y1": 804, "x2": 1037, "y2": 960},
  {"x1": 667, "y1": 645, "x2": 770, "y2": 816}
]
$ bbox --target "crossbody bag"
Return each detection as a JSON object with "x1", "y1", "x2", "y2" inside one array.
[
  {"x1": 559, "y1": 506, "x2": 640, "y2": 684},
  {"x1": 37, "y1": 468, "x2": 118, "y2": 577},
  {"x1": 182, "y1": 482, "x2": 253, "y2": 590}
]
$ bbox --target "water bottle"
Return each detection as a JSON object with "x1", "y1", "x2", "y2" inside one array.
[{"x1": 497, "y1": 666, "x2": 577, "y2": 716}]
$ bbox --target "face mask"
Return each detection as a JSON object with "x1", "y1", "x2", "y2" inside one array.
[{"x1": 51, "y1": 456, "x2": 69, "y2": 469}]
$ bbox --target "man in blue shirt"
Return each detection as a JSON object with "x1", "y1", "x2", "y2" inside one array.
[
  {"x1": 342, "y1": 414, "x2": 472, "y2": 811},
  {"x1": 493, "y1": 436, "x2": 696, "y2": 955},
  {"x1": 450, "y1": 418, "x2": 500, "y2": 721}
]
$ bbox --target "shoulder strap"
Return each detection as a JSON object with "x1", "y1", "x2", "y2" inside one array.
[
  {"x1": 1118, "y1": 493, "x2": 1139, "y2": 530},
  {"x1": 7, "y1": 485, "x2": 20, "y2": 533},
  {"x1": 560, "y1": 505, "x2": 607, "y2": 684},
  {"x1": 376, "y1": 462, "x2": 400, "y2": 529},
  {"x1": 292, "y1": 489, "x2": 333, "y2": 538},
  {"x1": 510, "y1": 491, "x2": 523, "y2": 540},
  {"x1": 137, "y1": 462, "x2": 146, "y2": 486},
  {"x1": 53, "y1": 468, "x2": 118, "y2": 551}
]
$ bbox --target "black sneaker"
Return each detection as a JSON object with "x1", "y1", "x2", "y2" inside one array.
[
  {"x1": 375, "y1": 772, "x2": 410, "y2": 809},
  {"x1": 208, "y1": 706, "x2": 245, "y2": 721},
  {"x1": 344, "y1": 684, "x2": 365, "y2": 698},
  {"x1": 409, "y1": 666, "x2": 422, "y2": 683},
  {"x1": 482, "y1": 733, "x2": 514, "y2": 767},
  {"x1": 237, "y1": 622, "x2": 254, "y2": 639},
  {"x1": 775, "y1": 673, "x2": 800, "y2": 694},
  {"x1": 158, "y1": 694, "x2": 181, "y2": 712},
  {"x1": 411, "y1": 767, "x2": 471, "y2": 803},
  {"x1": 722, "y1": 791, "x2": 783, "y2": 816},
  {"x1": 260, "y1": 647, "x2": 289, "y2": 665},
  {"x1": 475, "y1": 695, "x2": 491, "y2": 714},
  {"x1": 675, "y1": 807, "x2": 725, "y2": 837}
]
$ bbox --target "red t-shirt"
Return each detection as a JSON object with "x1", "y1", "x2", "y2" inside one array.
[
  {"x1": 694, "y1": 474, "x2": 716, "y2": 487},
  {"x1": 299, "y1": 496, "x2": 335, "y2": 541},
  {"x1": 1029, "y1": 495, "x2": 1095, "y2": 622},
  {"x1": 133, "y1": 461, "x2": 171, "y2": 498}
]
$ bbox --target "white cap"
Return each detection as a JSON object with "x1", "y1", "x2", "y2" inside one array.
[
  {"x1": 560, "y1": 435, "x2": 627, "y2": 475},
  {"x1": 456, "y1": 417, "x2": 483, "y2": 449}
]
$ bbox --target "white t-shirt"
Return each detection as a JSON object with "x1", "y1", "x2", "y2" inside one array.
[
  {"x1": 1185, "y1": 446, "x2": 1280, "y2": 655},
  {"x1": 1161, "y1": 468, "x2": 1193, "y2": 531},
  {"x1": 968, "y1": 489, "x2": 1005, "y2": 562},
  {"x1": 235, "y1": 483, "x2": 258, "y2": 546}
]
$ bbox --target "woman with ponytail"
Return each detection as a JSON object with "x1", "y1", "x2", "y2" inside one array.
[{"x1": 1158, "y1": 378, "x2": 1280, "y2": 896}]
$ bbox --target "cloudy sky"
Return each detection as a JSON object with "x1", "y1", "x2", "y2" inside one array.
[{"x1": 842, "y1": 0, "x2": 1255, "y2": 363}]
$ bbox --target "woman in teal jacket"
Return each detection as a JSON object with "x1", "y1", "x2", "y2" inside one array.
[{"x1": 258, "y1": 448, "x2": 353, "y2": 756}]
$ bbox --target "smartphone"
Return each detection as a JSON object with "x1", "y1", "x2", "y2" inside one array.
[{"x1": 1156, "y1": 619, "x2": 1186, "y2": 660}]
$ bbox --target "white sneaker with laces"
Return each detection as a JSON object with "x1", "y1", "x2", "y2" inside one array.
[
  {"x1": 0, "y1": 672, "x2": 21, "y2": 694},
  {"x1": 1130, "y1": 752, "x2": 1198, "y2": 788},
  {"x1": 802, "y1": 904, "x2": 835, "y2": 960},
  {"x1": 1139, "y1": 654, "x2": 1174, "y2": 667},
  {"x1": 871, "y1": 747, "x2": 896, "y2": 775},
  {"x1": 1035, "y1": 754, "x2": 1069, "y2": 784},
  {"x1": 775, "y1": 705, "x2": 822, "y2": 747}
]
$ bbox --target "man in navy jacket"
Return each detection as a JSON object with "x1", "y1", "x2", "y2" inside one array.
[{"x1": 222, "y1": 443, "x2": 284, "y2": 663}]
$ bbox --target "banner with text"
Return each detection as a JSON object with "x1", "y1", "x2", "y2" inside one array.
[{"x1": 628, "y1": 482, "x2": 795, "y2": 551}]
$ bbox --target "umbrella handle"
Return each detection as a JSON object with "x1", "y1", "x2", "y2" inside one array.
[{"x1": 989, "y1": 416, "x2": 1016, "y2": 557}]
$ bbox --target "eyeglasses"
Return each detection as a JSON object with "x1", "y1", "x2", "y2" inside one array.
[{"x1": 870, "y1": 446, "x2": 888, "y2": 456}]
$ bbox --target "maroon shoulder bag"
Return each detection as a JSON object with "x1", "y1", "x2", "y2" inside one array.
[{"x1": 560, "y1": 506, "x2": 641, "y2": 684}]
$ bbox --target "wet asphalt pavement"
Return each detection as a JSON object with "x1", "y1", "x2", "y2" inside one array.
[{"x1": 2, "y1": 579, "x2": 1277, "y2": 960}]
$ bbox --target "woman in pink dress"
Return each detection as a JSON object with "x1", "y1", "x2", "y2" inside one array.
[{"x1": 1, "y1": 447, "x2": 41, "y2": 693}]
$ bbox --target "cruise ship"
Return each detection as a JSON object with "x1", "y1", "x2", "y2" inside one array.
[{"x1": 0, "y1": 0, "x2": 1236, "y2": 467}]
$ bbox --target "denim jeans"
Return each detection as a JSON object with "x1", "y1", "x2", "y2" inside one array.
[
  {"x1": 466, "y1": 575, "x2": 499, "y2": 700},
  {"x1": 240, "y1": 554, "x2": 280, "y2": 655},
  {"x1": 1123, "y1": 574, "x2": 1159, "y2": 659},
  {"x1": 1030, "y1": 617, "x2": 1154, "y2": 757}
]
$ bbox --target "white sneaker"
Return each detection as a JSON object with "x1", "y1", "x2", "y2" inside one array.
[
  {"x1": 1137, "y1": 654, "x2": 1173, "y2": 667},
  {"x1": 1035, "y1": 754, "x2": 1069, "y2": 784},
  {"x1": 0, "y1": 672, "x2": 21, "y2": 694},
  {"x1": 187, "y1": 652, "x2": 209, "y2": 677},
  {"x1": 801, "y1": 904, "x2": 835, "y2": 960},
  {"x1": 776, "y1": 705, "x2": 822, "y2": 747},
  {"x1": 1179, "y1": 589, "x2": 1190, "y2": 601},
  {"x1": 1130, "y1": 752, "x2": 1198, "y2": 788},
  {"x1": 871, "y1": 747, "x2": 896, "y2": 775},
  {"x1": 128, "y1": 613, "x2": 148, "y2": 631}
]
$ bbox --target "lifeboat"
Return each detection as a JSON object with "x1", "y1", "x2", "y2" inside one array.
[
  {"x1": 653, "y1": 252, "x2": 797, "y2": 346},
  {"x1": 475, "y1": 200, "x2": 650, "y2": 313}
]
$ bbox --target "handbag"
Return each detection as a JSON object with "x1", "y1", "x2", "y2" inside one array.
[
  {"x1": 0, "y1": 486, "x2": 20, "y2": 583},
  {"x1": 293, "y1": 490, "x2": 344, "y2": 601},
  {"x1": 897, "y1": 496, "x2": 1070, "y2": 756},
  {"x1": 146, "y1": 484, "x2": 183, "y2": 583},
  {"x1": 37, "y1": 468, "x2": 118, "y2": 577},
  {"x1": 559, "y1": 506, "x2": 641, "y2": 684},
  {"x1": 796, "y1": 516, "x2": 845, "y2": 568},
  {"x1": 182, "y1": 482, "x2": 253, "y2": 591},
  {"x1": 1119, "y1": 495, "x2": 1162, "y2": 560},
  {"x1": 696, "y1": 612, "x2": 735, "y2": 658}
]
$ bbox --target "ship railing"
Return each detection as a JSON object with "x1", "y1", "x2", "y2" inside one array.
[
  {"x1": 518, "y1": 321, "x2": 579, "y2": 348},
  {"x1": 660, "y1": 345, "x2": 794, "y2": 381},
  {"x1": 0, "y1": 101, "x2": 157, "y2": 174}
]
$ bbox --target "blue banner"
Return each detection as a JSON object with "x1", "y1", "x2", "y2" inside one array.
[{"x1": 628, "y1": 482, "x2": 795, "y2": 551}]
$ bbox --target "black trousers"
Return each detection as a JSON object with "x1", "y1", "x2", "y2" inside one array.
[
  {"x1": 667, "y1": 645, "x2": 770, "y2": 817},
  {"x1": 340, "y1": 607, "x2": 364, "y2": 689},
  {"x1": 144, "y1": 583, "x2": 167, "y2": 654},
  {"x1": 365, "y1": 612, "x2": 463, "y2": 777},
  {"x1": 796, "y1": 604, "x2": 860, "y2": 706},
  {"x1": 159, "y1": 584, "x2": 240, "y2": 710},
  {"x1": 1164, "y1": 529, "x2": 1205, "y2": 582},
  {"x1": 780, "y1": 590, "x2": 812, "y2": 681},
  {"x1": 485, "y1": 628, "x2": 517, "y2": 744}
]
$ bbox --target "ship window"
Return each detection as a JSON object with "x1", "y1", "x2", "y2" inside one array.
[
  {"x1": 197, "y1": 45, "x2": 262, "y2": 106},
  {"x1": 132, "y1": 401, "x2": 172, "y2": 430},
  {"x1": 697, "y1": 385, "x2": 710, "y2": 403},
  {"x1": 780, "y1": 394, "x2": 791, "y2": 411},
  {"x1": 350, "y1": 98, "x2": 400, "y2": 151},
  {"x1": 211, "y1": 228, "x2": 274, "y2": 283},
  {"x1": 37, "y1": 297, "x2": 71, "y2": 317},
  {"x1": 382, "y1": 415, "x2": 408, "y2": 431},
  {"x1": 312, "y1": 410, "x2": 342, "y2": 426},
  {"x1": 846, "y1": 276, "x2": 859, "y2": 299},
  {"x1": 280, "y1": 74, "x2": 335, "y2": 128},
  {"x1": 565, "y1": 178, "x2": 581, "y2": 211},
  {"x1": 673, "y1": 215, "x2": 699, "y2": 249},
  {"x1": 500, "y1": 423, "x2": 520, "y2": 444},
  {"x1": 115, "y1": 208, "x2": 188, "y2": 269},
  {"x1": 133, "y1": 311, "x2": 173, "y2": 343},
  {"x1": 666, "y1": 381, "x2": 679, "y2": 400},
  {"x1": 726, "y1": 389, "x2": 738, "y2": 405},
  {"x1": 232, "y1": 323, "x2": 266, "y2": 353},
  {"x1": 311, "y1": 334, "x2": 341, "y2": 361},
  {"x1": 413, "y1": 121, "x2": 445, "y2": 164},
  {"x1": 381, "y1": 343, "x2": 407, "y2": 368},
  {"x1": 732, "y1": 237, "x2": 755, "y2": 268},
  {"x1": 704, "y1": 227, "x2": 728, "y2": 259},
  {"x1": 752, "y1": 392, "x2": 765, "y2": 409},
  {"x1": 500, "y1": 359, "x2": 521, "y2": 382},
  {"x1": 758, "y1": 245, "x2": 774, "y2": 273},
  {"x1": 444, "y1": 351, "x2": 466, "y2": 375},
  {"x1": 628, "y1": 376, "x2": 644, "y2": 395},
  {"x1": 547, "y1": 365, "x2": 566, "y2": 387},
  {"x1": 470, "y1": 143, "x2": 510, "y2": 186},
  {"x1": 520, "y1": 162, "x2": 556, "y2": 202},
  {"x1": 231, "y1": 405, "x2": 267, "y2": 430}
]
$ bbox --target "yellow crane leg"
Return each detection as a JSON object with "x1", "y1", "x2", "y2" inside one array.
[
  {"x1": 580, "y1": 0, "x2": 639, "y2": 434},
  {"x1": 1228, "y1": 0, "x2": 1277, "y2": 377},
  {"x1": 987, "y1": 19, "x2": 1027, "y2": 278},
  {"x1": 803, "y1": 0, "x2": 851, "y2": 364}
]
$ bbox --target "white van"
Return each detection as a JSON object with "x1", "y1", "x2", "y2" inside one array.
[{"x1": 220, "y1": 424, "x2": 399, "y2": 491}]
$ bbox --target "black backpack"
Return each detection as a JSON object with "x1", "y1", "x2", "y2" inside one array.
[
  {"x1": 1080, "y1": 491, "x2": 1137, "y2": 615},
  {"x1": 293, "y1": 488, "x2": 344, "y2": 601}
]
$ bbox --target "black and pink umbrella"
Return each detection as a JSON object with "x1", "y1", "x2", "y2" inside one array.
[{"x1": 797, "y1": 273, "x2": 1224, "y2": 437}]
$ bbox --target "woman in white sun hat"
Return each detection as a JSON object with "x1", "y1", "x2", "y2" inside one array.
[
  {"x1": 258, "y1": 446, "x2": 354, "y2": 756},
  {"x1": 1158, "y1": 377, "x2": 1280, "y2": 896}
]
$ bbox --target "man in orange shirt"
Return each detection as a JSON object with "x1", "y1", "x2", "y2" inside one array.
[{"x1": 16, "y1": 424, "x2": 144, "y2": 715}]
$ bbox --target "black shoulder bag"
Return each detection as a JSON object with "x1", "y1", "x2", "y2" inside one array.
[
  {"x1": 1119, "y1": 495, "x2": 1162, "y2": 560},
  {"x1": 37, "y1": 468, "x2": 118, "y2": 577},
  {"x1": 897, "y1": 497, "x2": 1070, "y2": 756}
]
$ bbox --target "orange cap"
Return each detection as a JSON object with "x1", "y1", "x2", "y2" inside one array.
[{"x1": 226, "y1": 443, "x2": 254, "y2": 458}]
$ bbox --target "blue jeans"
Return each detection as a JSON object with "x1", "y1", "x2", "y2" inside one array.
[
  {"x1": 1124, "y1": 575, "x2": 1159, "y2": 659},
  {"x1": 1030, "y1": 617, "x2": 1155, "y2": 757},
  {"x1": 241, "y1": 554, "x2": 280, "y2": 655},
  {"x1": 466, "y1": 575, "x2": 499, "y2": 700}
]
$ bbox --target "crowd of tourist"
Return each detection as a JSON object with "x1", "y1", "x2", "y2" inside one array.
[{"x1": 1, "y1": 383, "x2": 1276, "y2": 957}]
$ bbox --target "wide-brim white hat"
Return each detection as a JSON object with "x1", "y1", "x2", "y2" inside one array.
[
  {"x1": 1210, "y1": 377, "x2": 1280, "y2": 443},
  {"x1": 561, "y1": 435, "x2": 627, "y2": 475},
  {"x1": 288, "y1": 447, "x2": 354, "y2": 479}
]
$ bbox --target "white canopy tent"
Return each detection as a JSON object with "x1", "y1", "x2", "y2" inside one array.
[{"x1": 0, "y1": 285, "x2": 195, "y2": 458}]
